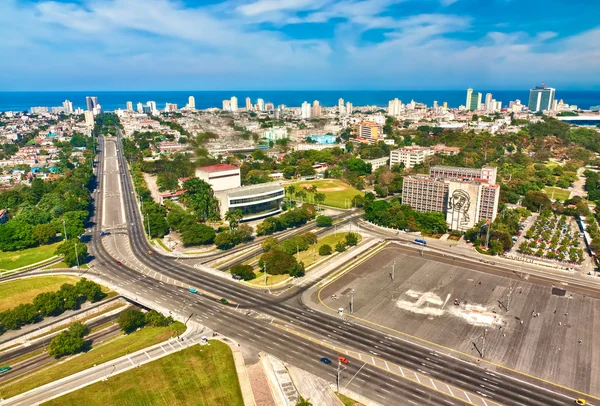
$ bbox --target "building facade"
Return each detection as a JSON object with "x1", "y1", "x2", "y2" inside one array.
[
  {"x1": 365, "y1": 156, "x2": 389, "y2": 171},
  {"x1": 528, "y1": 85, "x2": 555, "y2": 112},
  {"x1": 402, "y1": 165, "x2": 500, "y2": 231},
  {"x1": 465, "y1": 89, "x2": 482, "y2": 111},
  {"x1": 194, "y1": 164, "x2": 241, "y2": 191},
  {"x1": 355, "y1": 121, "x2": 383, "y2": 143},
  {"x1": 389, "y1": 146, "x2": 434, "y2": 168}
]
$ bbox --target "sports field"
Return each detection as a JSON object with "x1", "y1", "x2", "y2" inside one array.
[
  {"x1": 43, "y1": 341, "x2": 243, "y2": 406},
  {"x1": 289, "y1": 179, "x2": 362, "y2": 208}
]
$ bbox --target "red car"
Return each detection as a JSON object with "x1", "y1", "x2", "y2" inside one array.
[{"x1": 338, "y1": 356, "x2": 349, "y2": 364}]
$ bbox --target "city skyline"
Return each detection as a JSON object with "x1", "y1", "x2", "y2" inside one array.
[{"x1": 2, "y1": 0, "x2": 600, "y2": 91}]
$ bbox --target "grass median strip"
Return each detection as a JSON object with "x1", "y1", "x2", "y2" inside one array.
[
  {"x1": 0, "y1": 242, "x2": 62, "y2": 272},
  {"x1": 42, "y1": 341, "x2": 243, "y2": 406},
  {"x1": 0, "y1": 275, "x2": 80, "y2": 312},
  {"x1": 0, "y1": 322, "x2": 186, "y2": 399}
]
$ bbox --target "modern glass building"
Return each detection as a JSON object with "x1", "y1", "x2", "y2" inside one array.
[
  {"x1": 219, "y1": 184, "x2": 285, "y2": 222},
  {"x1": 528, "y1": 85, "x2": 555, "y2": 112}
]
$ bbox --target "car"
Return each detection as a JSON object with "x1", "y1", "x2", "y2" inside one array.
[
  {"x1": 320, "y1": 357, "x2": 332, "y2": 365},
  {"x1": 220, "y1": 298, "x2": 229, "y2": 304},
  {"x1": 232, "y1": 275, "x2": 242, "y2": 280},
  {"x1": 0, "y1": 366, "x2": 11, "y2": 374},
  {"x1": 189, "y1": 288, "x2": 198, "y2": 294},
  {"x1": 575, "y1": 399, "x2": 587, "y2": 405},
  {"x1": 147, "y1": 250, "x2": 153, "y2": 255},
  {"x1": 454, "y1": 299, "x2": 460, "y2": 306},
  {"x1": 100, "y1": 231, "x2": 111, "y2": 236},
  {"x1": 337, "y1": 356, "x2": 349, "y2": 364},
  {"x1": 115, "y1": 260, "x2": 123, "y2": 265}
]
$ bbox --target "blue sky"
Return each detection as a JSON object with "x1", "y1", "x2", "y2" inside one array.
[{"x1": 2, "y1": 0, "x2": 600, "y2": 90}]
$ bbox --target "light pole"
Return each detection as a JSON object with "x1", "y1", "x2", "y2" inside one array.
[
  {"x1": 390, "y1": 260, "x2": 396, "y2": 281},
  {"x1": 74, "y1": 241, "x2": 80, "y2": 269},
  {"x1": 264, "y1": 264, "x2": 267, "y2": 286},
  {"x1": 62, "y1": 219, "x2": 68, "y2": 241},
  {"x1": 350, "y1": 288, "x2": 355, "y2": 314}
]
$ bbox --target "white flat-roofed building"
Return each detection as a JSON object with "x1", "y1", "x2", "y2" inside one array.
[
  {"x1": 366, "y1": 156, "x2": 389, "y2": 171},
  {"x1": 389, "y1": 146, "x2": 434, "y2": 168},
  {"x1": 215, "y1": 183, "x2": 285, "y2": 222},
  {"x1": 195, "y1": 163, "x2": 241, "y2": 191}
]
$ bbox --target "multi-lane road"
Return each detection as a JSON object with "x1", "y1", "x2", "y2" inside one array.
[{"x1": 29, "y1": 131, "x2": 588, "y2": 405}]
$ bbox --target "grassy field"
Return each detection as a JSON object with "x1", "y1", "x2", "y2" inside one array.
[
  {"x1": 43, "y1": 341, "x2": 243, "y2": 406},
  {"x1": 289, "y1": 179, "x2": 362, "y2": 208},
  {"x1": 0, "y1": 275, "x2": 80, "y2": 312},
  {"x1": 0, "y1": 322, "x2": 186, "y2": 399},
  {"x1": 246, "y1": 272, "x2": 290, "y2": 287},
  {"x1": 336, "y1": 392, "x2": 364, "y2": 406},
  {"x1": 543, "y1": 186, "x2": 571, "y2": 201},
  {"x1": 296, "y1": 232, "x2": 358, "y2": 269},
  {"x1": 0, "y1": 242, "x2": 61, "y2": 271}
]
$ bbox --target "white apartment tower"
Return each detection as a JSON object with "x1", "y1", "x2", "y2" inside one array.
[
  {"x1": 338, "y1": 98, "x2": 345, "y2": 115},
  {"x1": 387, "y1": 98, "x2": 403, "y2": 116},
  {"x1": 346, "y1": 102, "x2": 353, "y2": 115},
  {"x1": 301, "y1": 101, "x2": 312, "y2": 119},
  {"x1": 126, "y1": 101, "x2": 133, "y2": 111},
  {"x1": 257, "y1": 99, "x2": 265, "y2": 111},
  {"x1": 312, "y1": 100, "x2": 321, "y2": 118},
  {"x1": 62, "y1": 100, "x2": 73, "y2": 114},
  {"x1": 230, "y1": 97, "x2": 238, "y2": 112},
  {"x1": 188, "y1": 96, "x2": 196, "y2": 109},
  {"x1": 245, "y1": 97, "x2": 252, "y2": 110}
]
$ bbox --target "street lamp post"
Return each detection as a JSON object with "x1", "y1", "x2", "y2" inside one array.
[
  {"x1": 62, "y1": 219, "x2": 68, "y2": 241},
  {"x1": 74, "y1": 241, "x2": 80, "y2": 269},
  {"x1": 350, "y1": 288, "x2": 355, "y2": 314}
]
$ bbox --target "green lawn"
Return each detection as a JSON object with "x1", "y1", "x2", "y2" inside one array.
[
  {"x1": 0, "y1": 322, "x2": 186, "y2": 399},
  {"x1": 0, "y1": 275, "x2": 80, "y2": 312},
  {"x1": 543, "y1": 186, "x2": 571, "y2": 201},
  {"x1": 296, "y1": 232, "x2": 359, "y2": 269},
  {"x1": 0, "y1": 242, "x2": 61, "y2": 271},
  {"x1": 289, "y1": 179, "x2": 362, "y2": 208},
  {"x1": 43, "y1": 341, "x2": 243, "y2": 406},
  {"x1": 246, "y1": 272, "x2": 290, "y2": 287},
  {"x1": 336, "y1": 392, "x2": 364, "y2": 406}
]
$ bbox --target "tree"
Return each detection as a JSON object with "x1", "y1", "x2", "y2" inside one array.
[
  {"x1": 181, "y1": 178, "x2": 220, "y2": 221},
  {"x1": 118, "y1": 308, "x2": 146, "y2": 334},
  {"x1": 316, "y1": 215, "x2": 333, "y2": 227},
  {"x1": 352, "y1": 194, "x2": 365, "y2": 208},
  {"x1": 48, "y1": 322, "x2": 88, "y2": 358},
  {"x1": 31, "y1": 223, "x2": 57, "y2": 245},
  {"x1": 215, "y1": 231, "x2": 235, "y2": 250},
  {"x1": 319, "y1": 244, "x2": 332, "y2": 256},
  {"x1": 314, "y1": 192, "x2": 326, "y2": 210},
  {"x1": 225, "y1": 209, "x2": 244, "y2": 230},
  {"x1": 523, "y1": 191, "x2": 552, "y2": 212},
  {"x1": 145, "y1": 310, "x2": 173, "y2": 327},
  {"x1": 345, "y1": 232, "x2": 359, "y2": 246},
  {"x1": 181, "y1": 223, "x2": 216, "y2": 246},
  {"x1": 258, "y1": 249, "x2": 303, "y2": 276},
  {"x1": 75, "y1": 278, "x2": 106, "y2": 302},
  {"x1": 230, "y1": 264, "x2": 256, "y2": 280},
  {"x1": 55, "y1": 239, "x2": 88, "y2": 267},
  {"x1": 296, "y1": 397, "x2": 313, "y2": 406},
  {"x1": 335, "y1": 241, "x2": 346, "y2": 252},
  {"x1": 262, "y1": 237, "x2": 278, "y2": 252},
  {"x1": 296, "y1": 189, "x2": 307, "y2": 203}
]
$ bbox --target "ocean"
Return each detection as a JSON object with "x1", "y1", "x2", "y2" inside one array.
[{"x1": 0, "y1": 90, "x2": 599, "y2": 112}]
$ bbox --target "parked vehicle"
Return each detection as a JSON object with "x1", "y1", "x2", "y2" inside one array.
[
  {"x1": 414, "y1": 238, "x2": 426, "y2": 246},
  {"x1": 100, "y1": 231, "x2": 111, "y2": 236}
]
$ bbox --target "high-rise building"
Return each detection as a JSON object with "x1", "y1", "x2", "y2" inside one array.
[
  {"x1": 245, "y1": 97, "x2": 252, "y2": 111},
  {"x1": 402, "y1": 166, "x2": 500, "y2": 231},
  {"x1": 485, "y1": 93, "x2": 493, "y2": 111},
  {"x1": 188, "y1": 96, "x2": 196, "y2": 110},
  {"x1": 312, "y1": 100, "x2": 321, "y2": 118},
  {"x1": 387, "y1": 98, "x2": 403, "y2": 116},
  {"x1": 528, "y1": 84, "x2": 555, "y2": 112},
  {"x1": 301, "y1": 101, "x2": 311, "y2": 119},
  {"x1": 84, "y1": 110, "x2": 95, "y2": 126},
  {"x1": 355, "y1": 121, "x2": 383, "y2": 143},
  {"x1": 230, "y1": 97, "x2": 238, "y2": 112},
  {"x1": 338, "y1": 98, "x2": 345, "y2": 115},
  {"x1": 30, "y1": 106, "x2": 49, "y2": 114},
  {"x1": 164, "y1": 103, "x2": 178, "y2": 112},
  {"x1": 62, "y1": 100, "x2": 73, "y2": 113},
  {"x1": 443, "y1": 102, "x2": 448, "y2": 109},
  {"x1": 257, "y1": 99, "x2": 265, "y2": 112},
  {"x1": 346, "y1": 102, "x2": 353, "y2": 115},
  {"x1": 465, "y1": 89, "x2": 482, "y2": 111},
  {"x1": 223, "y1": 100, "x2": 231, "y2": 111},
  {"x1": 433, "y1": 101, "x2": 438, "y2": 109},
  {"x1": 147, "y1": 101, "x2": 157, "y2": 113},
  {"x1": 390, "y1": 146, "x2": 435, "y2": 169},
  {"x1": 126, "y1": 101, "x2": 133, "y2": 111},
  {"x1": 86, "y1": 96, "x2": 99, "y2": 111},
  {"x1": 495, "y1": 101, "x2": 502, "y2": 111},
  {"x1": 137, "y1": 102, "x2": 143, "y2": 113},
  {"x1": 265, "y1": 102, "x2": 274, "y2": 111}
]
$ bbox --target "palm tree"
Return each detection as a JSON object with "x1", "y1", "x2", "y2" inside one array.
[
  {"x1": 308, "y1": 185, "x2": 318, "y2": 202},
  {"x1": 314, "y1": 192, "x2": 326, "y2": 211},
  {"x1": 286, "y1": 185, "x2": 296, "y2": 206},
  {"x1": 296, "y1": 189, "x2": 307, "y2": 203},
  {"x1": 225, "y1": 209, "x2": 243, "y2": 230},
  {"x1": 295, "y1": 397, "x2": 312, "y2": 406}
]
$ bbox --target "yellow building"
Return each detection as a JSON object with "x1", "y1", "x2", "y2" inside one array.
[{"x1": 355, "y1": 121, "x2": 383, "y2": 143}]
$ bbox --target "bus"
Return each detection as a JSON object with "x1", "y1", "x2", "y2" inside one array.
[
  {"x1": 0, "y1": 366, "x2": 11, "y2": 374},
  {"x1": 413, "y1": 238, "x2": 427, "y2": 246}
]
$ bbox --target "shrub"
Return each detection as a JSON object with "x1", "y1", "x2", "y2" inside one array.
[
  {"x1": 345, "y1": 232, "x2": 359, "y2": 246},
  {"x1": 118, "y1": 308, "x2": 146, "y2": 334},
  {"x1": 230, "y1": 264, "x2": 256, "y2": 280},
  {"x1": 48, "y1": 322, "x2": 89, "y2": 358},
  {"x1": 145, "y1": 310, "x2": 173, "y2": 327},
  {"x1": 319, "y1": 244, "x2": 332, "y2": 256},
  {"x1": 335, "y1": 241, "x2": 346, "y2": 253},
  {"x1": 316, "y1": 215, "x2": 333, "y2": 227},
  {"x1": 262, "y1": 237, "x2": 278, "y2": 252}
]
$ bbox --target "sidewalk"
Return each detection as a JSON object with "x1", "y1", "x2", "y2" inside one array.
[{"x1": 216, "y1": 337, "x2": 257, "y2": 406}]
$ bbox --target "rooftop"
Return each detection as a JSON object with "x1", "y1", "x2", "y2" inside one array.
[
  {"x1": 196, "y1": 163, "x2": 239, "y2": 173},
  {"x1": 227, "y1": 183, "x2": 284, "y2": 198}
]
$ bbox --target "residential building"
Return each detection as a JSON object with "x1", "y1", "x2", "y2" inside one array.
[
  {"x1": 355, "y1": 121, "x2": 383, "y2": 143},
  {"x1": 346, "y1": 102, "x2": 353, "y2": 115},
  {"x1": 86, "y1": 96, "x2": 99, "y2": 111},
  {"x1": 312, "y1": 100, "x2": 321, "y2": 118},
  {"x1": 126, "y1": 101, "x2": 133, "y2": 111},
  {"x1": 509, "y1": 100, "x2": 524, "y2": 113},
  {"x1": 222, "y1": 100, "x2": 231, "y2": 111},
  {"x1": 257, "y1": 99, "x2": 265, "y2": 111},
  {"x1": 245, "y1": 97, "x2": 252, "y2": 110},
  {"x1": 366, "y1": 156, "x2": 389, "y2": 171},
  {"x1": 62, "y1": 100, "x2": 73, "y2": 113},
  {"x1": 443, "y1": 102, "x2": 448, "y2": 109},
  {"x1": 389, "y1": 146, "x2": 435, "y2": 168},
  {"x1": 338, "y1": 98, "x2": 345, "y2": 115},
  {"x1": 230, "y1": 96, "x2": 238, "y2": 112},
  {"x1": 402, "y1": 165, "x2": 500, "y2": 231},
  {"x1": 301, "y1": 101, "x2": 312, "y2": 119},
  {"x1": 164, "y1": 103, "x2": 178, "y2": 112},
  {"x1": 30, "y1": 107, "x2": 49, "y2": 114},
  {"x1": 188, "y1": 96, "x2": 196, "y2": 109},
  {"x1": 84, "y1": 111, "x2": 95, "y2": 126},
  {"x1": 388, "y1": 98, "x2": 404, "y2": 116},
  {"x1": 307, "y1": 134, "x2": 337, "y2": 144},
  {"x1": 262, "y1": 127, "x2": 288, "y2": 142},
  {"x1": 137, "y1": 102, "x2": 144, "y2": 113},
  {"x1": 194, "y1": 164, "x2": 241, "y2": 191},
  {"x1": 147, "y1": 101, "x2": 157, "y2": 113},
  {"x1": 528, "y1": 84, "x2": 555, "y2": 112},
  {"x1": 466, "y1": 88, "x2": 482, "y2": 111},
  {"x1": 265, "y1": 102, "x2": 274, "y2": 111}
]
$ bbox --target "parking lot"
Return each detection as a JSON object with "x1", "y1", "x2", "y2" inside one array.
[{"x1": 319, "y1": 244, "x2": 600, "y2": 396}]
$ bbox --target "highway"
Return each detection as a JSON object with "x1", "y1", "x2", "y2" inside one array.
[{"x1": 52, "y1": 131, "x2": 583, "y2": 406}]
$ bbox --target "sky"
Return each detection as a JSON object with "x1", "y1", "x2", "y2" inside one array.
[{"x1": 2, "y1": 0, "x2": 600, "y2": 91}]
